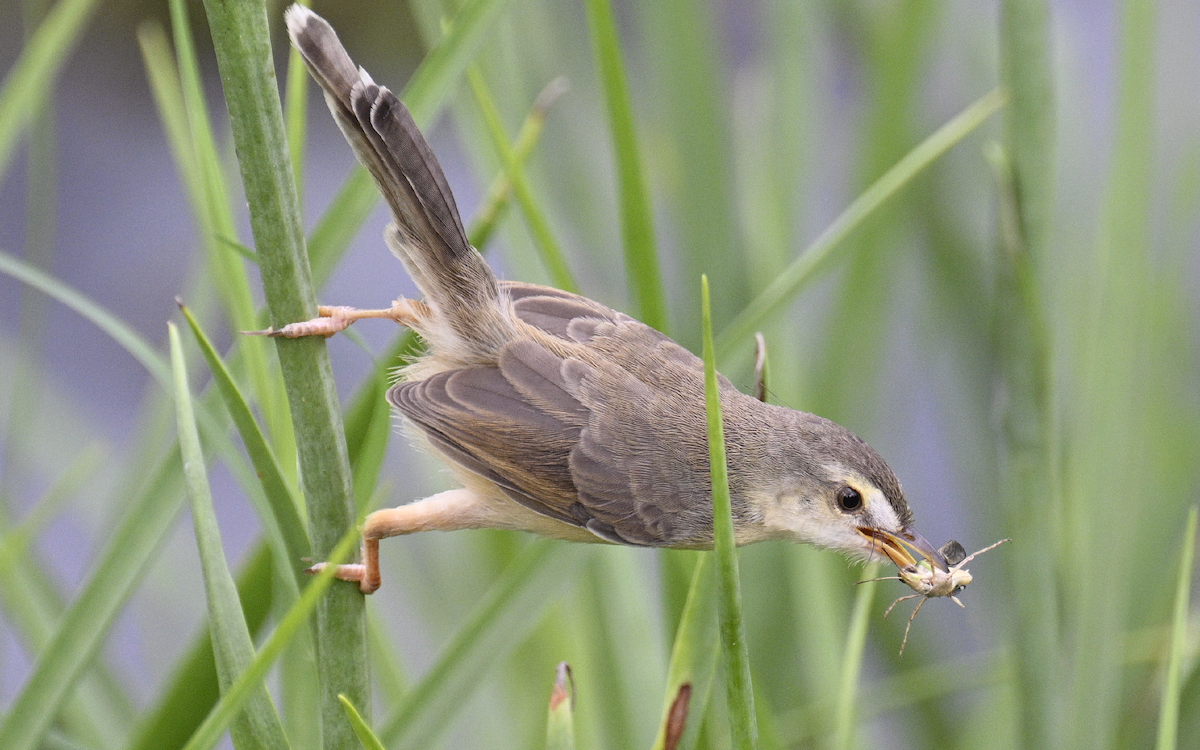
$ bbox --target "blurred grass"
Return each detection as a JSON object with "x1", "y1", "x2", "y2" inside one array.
[
  {"x1": 1, "y1": 0, "x2": 1199, "y2": 749},
  {"x1": 702, "y1": 275, "x2": 757, "y2": 749}
]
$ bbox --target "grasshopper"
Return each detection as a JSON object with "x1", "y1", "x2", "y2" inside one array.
[{"x1": 862, "y1": 537, "x2": 1011, "y2": 655}]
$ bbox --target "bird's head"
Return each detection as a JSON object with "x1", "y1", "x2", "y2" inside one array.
[{"x1": 748, "y1": 409, "x2": 948, "y2": 572}]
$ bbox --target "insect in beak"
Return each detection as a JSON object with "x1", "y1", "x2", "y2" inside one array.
[
  {"x1": 857, "y1": 526, "x2": 949, "y2": 572},
  {"x1": 859, "y1": 537, "x2": 1011, "y2": 656}
]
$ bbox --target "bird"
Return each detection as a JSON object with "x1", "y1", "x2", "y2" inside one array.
[{"x1": 276, "y1": 5, "x2": 947, "y2": 594}]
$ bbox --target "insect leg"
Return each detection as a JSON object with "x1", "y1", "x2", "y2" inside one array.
[
  {"x1": 898, "y1": 596, "x2": 929, "y2": 656},
  {"x1": 952, "y1": 538, "x2": 1012, "y2": 571},
  {"x1": 883, "y1": 593, "x2": 921, "y2": 619}
]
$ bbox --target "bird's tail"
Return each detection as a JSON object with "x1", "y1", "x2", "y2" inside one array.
[{"x1": 286, "y1": 6, "x2": 513, "y2": 361}]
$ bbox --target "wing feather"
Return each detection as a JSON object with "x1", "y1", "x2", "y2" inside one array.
[{"x1": 389, "y1": 301, "x2": 723, "y2": 546}]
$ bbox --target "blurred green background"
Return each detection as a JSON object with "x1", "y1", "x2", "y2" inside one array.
[{"x1": 1, "y1": 0, "x2": 1198, "y2": 748}]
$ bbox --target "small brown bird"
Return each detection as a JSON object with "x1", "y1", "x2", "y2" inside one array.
[{"x1": 278, "y1": 6, "x2": 946, "y2": 594}]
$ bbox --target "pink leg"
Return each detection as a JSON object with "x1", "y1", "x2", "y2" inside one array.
[
  {"x1": 306, "y1": 489, "x2": 495, "y2": 594},
  {"x1": 246, "y1": 299, "x2": 428, "y2": 338}
]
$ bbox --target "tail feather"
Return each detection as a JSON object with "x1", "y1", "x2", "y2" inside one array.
[{"x1": 285, "y1": 5, "x2": 508, "y2": 359}]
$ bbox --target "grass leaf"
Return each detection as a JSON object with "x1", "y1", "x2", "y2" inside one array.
[
  {"x1": 0, "y1": 0, "x2": 101, "y2": 178},
  {"x1": 701, "y1": 275, "x2": 757, "y2": 749},
  {"x1": 159, "y1": 0, "x2": 298, "y2": 485},
  {"x1": 832, "y1": 565, "x2": 878, "y2": 750},
  {"x1": 0, "y1": 250, "x2": 171, "y2": 388},
  {"x1": 651, "y1": 555, "x2": 718, "y2": 750},
  {"x1": 583, "y1": 0, "x2": 667, "y2": 332},
  {"x1": 180, "y1": 526, "x2": 361, "y2": 750},
  {"x1": 179, "y1": 302, "x2": 312, "y2": 576},
  {"x1": 127, "y1": 542, "x2": 276, "y2": 750},
  {"x1": 1156, "y1": 506, "x2": 1198, "y2": 750},
  {"x1": 0, "y1": 450, "x2": 186, "y2": 750},
  {"x1": 715, "y1": 87, "x2": 1007, "y2": 362},
  {"x1": 464, "y1": 77, "x2": 566, "y2": 248},
  {"x1": 995, "y1": 3, "x2": 1060, "y2": 744},
  {"x1": 169, "y1": 322, "x2": 290, "y2": 750},
  {"x1": 467, "y1": 65, "x2": 578, "y2": 293},
  {"x1": 338, "y1": 695, "x2": 386, "y2": 750},
  {"x1": 545, "y1": 663, "x2": 577, "y2": 750},
  {"x1": 379, "y1": 540, "x2": 585, "y2": 749},
  {"x1": 198, "y1": 0, "x2": 366, "y2": 744}
]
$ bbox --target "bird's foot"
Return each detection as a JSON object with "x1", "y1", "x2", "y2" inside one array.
[
  {"x1": 304, "y1": 561, "x2": 379, "y2": 594},
  {"x1": 244, "y1": 301, "x2": 426, "y2": 338}
]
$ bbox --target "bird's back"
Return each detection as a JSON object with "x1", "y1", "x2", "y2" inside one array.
[{"x1": 390, "y1": 281, "x2": 745, "y2": 548}]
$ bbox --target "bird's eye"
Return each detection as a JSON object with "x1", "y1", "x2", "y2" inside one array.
[{"x1": 836, "y1": 486, "x2": 863, "y2": 512}]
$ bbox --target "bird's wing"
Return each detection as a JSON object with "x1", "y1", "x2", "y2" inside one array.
[{"x1": 388, "y1": 290, "x2": 719, "y2": 547}]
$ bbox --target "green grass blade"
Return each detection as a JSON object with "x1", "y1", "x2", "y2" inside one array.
[
  {"x1": 137, "y1": 21, "x2": 204, "y2": 246},
  {"x1": 570, "y1": 549, "x2": 665, "y2": 749},
  {"x1": 127, "y1": 542, "x2": 276, "y2": 750},
  {"x1": 0, "y1": 450, "x2": 185, "y2": 750},
  {"x1": 0, "y1": 251, "x2": 299, "y2": 748},
  {"x1": 284, "y1": 0, "x2": 312, "y2": 206},
  {"x1": 340, "y1": 330, "x2": 421, "y2": 511},
  {"x1": 988, "y1": 138, "x2": 1062, "y2": 750},
  {"x1": 338, "y1": 696, "x2": 386, "y2": 750},
  {"x1": 464, "y1": 78, "x2": 565, "y2": 247},
  {"x1": 165, "y1": 0, "x2": 267, "y2": 344},
  {"x1": 179, "y1": 302, "x2": 312, "y2": 574},
  {"x1": 1069, "y1": 0, "x2": 1162, "y2": 745},
  {"x1": 832, "y1": 565, "x2": 879, "y2": 750},
  {"x1": 379, "y1": 541, "x2": 585, "y2": 749},
  {"x1": 994, "y1": 3, "x2": 1062, "y2": 746},
  {"x1": 465, "y1": 79, "x2": 564, "y2": 246},
  {"x1": 545, "y1": 663, "x2": 577, "y2": 750},
  {"x1": 0, "y1": 0, "x2": 101, "y2": 179},
  {"x1": 466, "y1": 66, "x2": 578, "y2": 293},
  {"x1": 0, "y1": 250, "x2": 253, "y2": 467},
  {"x1": 583, "y1": 0, "x2": 667, "y2": 332},
  {"x1": 714, "y1": 87, "x2": 1007, "y2": 362},
  {"x1": 651, "y1": 554, "x2": 719, "y2": 750},
  {"x1": 169, "y1": 323, "x2": 290, "y2": 750},
  {"x1": 1156, "y1": 506, "x2": 1198, "y2": 750},
  {"x1": 366, "y1": 607, "x2": 409, "y2": 707},
  {"x1": 400, "y1": 0, "x2": 517, "y2": 128},
  {"x1": 701, "y1": 276, "x2": 757, "y2": 749},
  {"x1": 0, "y1": 445, "x2": 102, "y2": 568},
  {"x1": 180, "y1": 527, "x2": 360, "y2": 750},
  {"x1": 0, "y1": 447, "x2": 132, "y2": 749},
  {"x1": 6, "y1": 0, "x2": 62, "y2": 520},
  {"x1": 159, "y1": 0, "x2": 297, "y2": 482},
  {"x1": 348, "y1": 384, "x2": 396, "y2": 513},
  {"x1": 0, "y1": 249, "x2": 171, "y2": 388},
  {"x1": 634, "y1": 0, "x2": 742, "y2": 346},
  {"x1": 1000, "y1": 0, "x2": 1055, "y2": 254},
  {"x1": 198, "y1": 1, "x2": 366, "y2": 744}
]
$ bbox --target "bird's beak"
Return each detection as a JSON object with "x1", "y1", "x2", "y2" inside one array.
[{"x1": 857, "y1": 526, "x2": 949, "y2": 572}]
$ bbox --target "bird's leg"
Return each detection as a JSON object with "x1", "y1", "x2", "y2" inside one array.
[
  {"x1": 306, "y1": 488, "x2": 492, "y2": 594},
  {"x1": 246, "y1": 298, "x2": 429, "y2": 338}
]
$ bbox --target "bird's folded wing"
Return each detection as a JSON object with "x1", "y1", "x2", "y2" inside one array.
[{"x1": 388, "y1": 326, "x2": 716, "y2": 547}]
